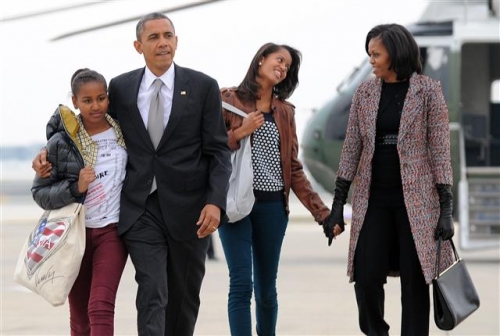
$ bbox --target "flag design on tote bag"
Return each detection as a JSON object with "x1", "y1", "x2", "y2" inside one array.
[{"x1": 25, "y1": 212, "x2": 70, "y2": 278}]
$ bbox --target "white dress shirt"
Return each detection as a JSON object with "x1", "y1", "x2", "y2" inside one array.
[{"x1": 137, "y1": 65, "x2": 175, "y2": 129}]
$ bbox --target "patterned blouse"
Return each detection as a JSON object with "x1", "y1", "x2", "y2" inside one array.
[{"x1": 252, "y1": 112, "x2": 284, "y2": 192}]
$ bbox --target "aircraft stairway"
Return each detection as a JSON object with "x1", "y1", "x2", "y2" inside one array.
[{"x1": 459, "y1": 167, "x2": 500, "y2": 249}]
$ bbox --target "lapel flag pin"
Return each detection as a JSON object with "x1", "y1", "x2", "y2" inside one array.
[{"x1": 181, "y1": 91, "x2": 186, "y2": 95}]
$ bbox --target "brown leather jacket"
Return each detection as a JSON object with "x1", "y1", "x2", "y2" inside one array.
[{"x1": 221, "y1": 87, "x2": 330, "y2": 223}]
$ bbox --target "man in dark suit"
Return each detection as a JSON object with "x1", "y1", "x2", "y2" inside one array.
[
  {"x1": 34, "y1": 12, "x2": 231, "y2": 336},
  {"x1": 108, "y1": 13, "x2": 231, "y2": 336}
]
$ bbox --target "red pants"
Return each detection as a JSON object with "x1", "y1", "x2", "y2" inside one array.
[{"x1": 68, "y1": 224, "x2": 128, "y2": 336}]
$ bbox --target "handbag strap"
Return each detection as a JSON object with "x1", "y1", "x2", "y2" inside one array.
[
  {"x1": 222, "y1": 101, "x2": 248, "y2": 118},
  {"x1": 435, "y1": 238, "x2": 460, "y2": 278}
]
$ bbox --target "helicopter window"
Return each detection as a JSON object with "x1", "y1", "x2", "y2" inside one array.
[
  {"x1": 325, "y1": 94, "x2": 351, "y2": 141},
  {"x1": 492, "y1": 81, "x2": 500, "y2": 104},
  {"x1": 337, "y1": 60, "x2": 373, "y2": 94},
  {"x1": 420, "y1": 46, "x2": 451, "y2": 101},
  {"x1": 324, "y1": 60, "x2": 373, "y2": 141}
]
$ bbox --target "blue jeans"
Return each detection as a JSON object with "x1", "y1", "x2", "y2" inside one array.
[{"x1": 218, "y1": 200, "x2": 288, "y2": 336}]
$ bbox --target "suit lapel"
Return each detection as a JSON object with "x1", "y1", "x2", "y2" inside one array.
[
  {"x1": 159, "y1": 64, "x2": 189, "y2": 147},
  {"x1": 125, "y1": 68, "x2": 154, "y2": 149}
]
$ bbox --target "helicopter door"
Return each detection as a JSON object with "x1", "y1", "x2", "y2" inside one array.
[
  {"x1": 491, "y1": 93, "x2": 500, "y2": 165},
  {"x1": 459, "y1": 42, "x2": 500, "y2": 249},
  {"x1": 460, "y1": 42, "x2": 500, "y2": 167}
]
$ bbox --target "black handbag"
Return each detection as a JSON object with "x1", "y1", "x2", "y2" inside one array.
[{"x1": 432, "y1": 238, "x2": 480, "y2": 330}]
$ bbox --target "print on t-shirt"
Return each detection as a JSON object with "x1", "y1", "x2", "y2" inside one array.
[{"x1": 84, "y1": 128, "x2": 127, "y2": 228}]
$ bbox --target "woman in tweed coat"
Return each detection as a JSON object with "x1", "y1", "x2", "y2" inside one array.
[{"x1": 323, "y1": 24, "x2": 455, "y2": 335}]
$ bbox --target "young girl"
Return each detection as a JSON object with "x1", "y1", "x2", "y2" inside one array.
[
  {"x1": 218, "y1": 43, "x2": 331, "y2": 335},
  {"x1": 31, "y1": 68, "x2": 128, "y2": 336}
]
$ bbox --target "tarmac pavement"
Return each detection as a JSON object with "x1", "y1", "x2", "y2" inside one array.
[{"x1": 1, "y1": 191, "x2": 499, "y2": 335}]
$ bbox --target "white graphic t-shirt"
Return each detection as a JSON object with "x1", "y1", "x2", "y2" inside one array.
[{"x1": 84, "y1": 128, "x2": 127, "y2": 228}]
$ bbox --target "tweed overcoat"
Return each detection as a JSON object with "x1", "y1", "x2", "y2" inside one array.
[{"x1": 337, "y1": 73, "x2": 454, "y2": 284}]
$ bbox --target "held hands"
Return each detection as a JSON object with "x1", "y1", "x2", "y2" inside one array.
[
  {"x1": 78, "y1": 166, "x2": 96, "y2": 193},
  {"x1": 435, "y1": 184, "x2": 454, "y2": 241},
  {"x1": 323, "y1": 204, "x2": 346, "y2": 246},
  {"x1": 197, "y1": 204, "x2": 221, "y2": 239},
  {"x1": 32, "y1": 148, "x2": 52, "y2": 178},
  {"x1": 323, "y1": 177, "x2": 352, "y2": 246}
]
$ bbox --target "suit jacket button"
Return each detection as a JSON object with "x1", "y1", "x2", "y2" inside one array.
[{"x1": 147, "y1": 179, "x2": 152, "y2": 184}]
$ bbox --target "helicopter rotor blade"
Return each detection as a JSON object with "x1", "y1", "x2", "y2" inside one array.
[
  {"x1": 2, "y1": 1, "x2": 111, "y2": 22},
  {"x1": 50, "y1": 0, "x2": 224, "y2": 42}
]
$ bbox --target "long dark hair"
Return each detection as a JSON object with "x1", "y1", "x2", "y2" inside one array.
[
  {"x1": 365, "y1": 24, "x2": 422, "y2": 81},
  {"x1": 237, "y1": 42, "x2": 301, "y2": 102}
]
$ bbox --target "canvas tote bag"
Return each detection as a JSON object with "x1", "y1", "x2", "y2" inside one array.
[
  {"x1": 222, "y1": 101, "x2": 255, "y2": 223},
  {"x1": 432, "y1": 238, "x2": 480, "y2": 330},
  {"x1": 14, "y1": 202, "x2": 86, "y2": 306}
]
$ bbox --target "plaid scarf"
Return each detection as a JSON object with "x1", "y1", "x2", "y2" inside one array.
[{"x1": 75, "y1": 113, "x2": 126, "y2": 168}]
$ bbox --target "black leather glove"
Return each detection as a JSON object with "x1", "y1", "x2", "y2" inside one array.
[
  {"x1": 435, "y1": 184, "x2": 454, "y2": 241},
  {"x1": 323, "y1": 177, "x2": 352, "y2": 246}
]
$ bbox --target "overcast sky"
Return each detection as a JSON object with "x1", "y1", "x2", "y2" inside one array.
[{"x1": 0, "y1": 0, "x2": 427, "y2": 147}]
